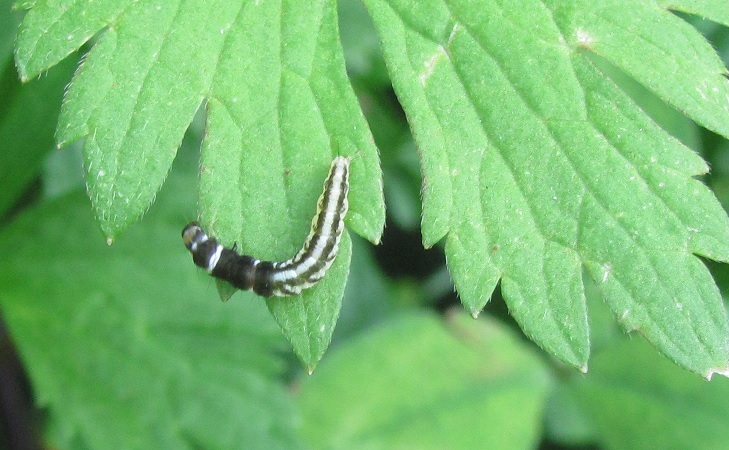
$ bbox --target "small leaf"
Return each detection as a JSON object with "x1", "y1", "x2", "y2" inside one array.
[
  {"x1": 0, "y1": 156, "x2": 302, "y2": 449},
  {"x1": 569, "y1": 338, "x2": 729, "y2": 450},
  {"x1": 297, "y1": 312, "x2": 552, "y2": 450},
  {"x1": 363, "y1": 0, "x2": 729, "y2": 375}
]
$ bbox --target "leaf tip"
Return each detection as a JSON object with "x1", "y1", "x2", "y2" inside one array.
[
  {"x1": 105, "y1": 237, "x2": 114, "y2": 246},
  {"x1": 705, "y1": 366, "x2": 729, "y2": 381},
  {"x1": 14, "y1": 61, "x2": 29, "y2": 83},
  {"x1": 215, "y1": 279, "x2": 237, "y2": 301},
  {"x1": 470, "y1": 309, "x2": 481, "y2": 319}
]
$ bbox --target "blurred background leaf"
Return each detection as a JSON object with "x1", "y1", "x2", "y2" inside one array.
[
  {"x1": 568, "y1": 338, "x2": 729, "y2": 450},
  {"x1": 0, "y1": 3, "x2": 78, "y2": 218},
  {"x1": 297, "y1": 312, "x2": 552, "y2": 450},
  {"x1": 0, "y1": 137, "x2": 302, "y2": 449}
]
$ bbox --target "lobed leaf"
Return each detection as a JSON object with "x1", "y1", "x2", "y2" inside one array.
[
  {"x1": 197, "y1": 0, "x2": 382, "y2": 369},
  {"x1": 548, "y1": 0, "x2": 729, "y2": 139},
  {"x1": 15, "y1": 0, "x2": 385, "y2": 242},
  {"x1": 54, "y1": 1, "x2": 238, "y2": 239},
  {"x1": 363, "y1": 0, "x2": 729, "y2": 375},
  {"x1": 14, "y1": 0, "x2": 129, "y2": 80},
  {"x1": 14, "y1": 0, "x2": 386, "y2": 367}
]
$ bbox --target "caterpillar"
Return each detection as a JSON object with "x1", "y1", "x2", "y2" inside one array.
[{"x1": 182, "y1": 156, "x2": 350, "y2": 297}]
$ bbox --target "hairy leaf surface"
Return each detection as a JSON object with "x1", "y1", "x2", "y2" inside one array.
[
  {"x1": 14, "y1": 0, "x2": 385, "y2": 368},
  {"x1": 363, "y1": 0, "x2": 729, "y2": 375}
]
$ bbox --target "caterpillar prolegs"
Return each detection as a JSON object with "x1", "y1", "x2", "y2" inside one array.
[{"x1": 182, "y1": 156, "x2": 350, "y2": 297}]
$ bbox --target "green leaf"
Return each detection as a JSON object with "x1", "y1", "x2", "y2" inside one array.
[
  {"x1": 0, "y1": 62, "x2": 75, "y2": 213},
  {"x1": 569, "y1": 338, "x2": 729, "y2": 450},
  {"x1": 1, "y1": 0, "x2": 21, "y2": 75},
  {"x1": 14, "y1": 0, "x2": 385, "y2": 368},
  {"x1": 297, "y1": 312, "x2": 552, "y2": 450},
  {"x1": 14, "y1": 0, "x2": 129, "y2": 80},
  {"x1": 335, "y1": 235, "x2": 399, "y2": 341},
  {"x1": 549, "y1": 0, "x2": 729, "y2": 139},
  {"x1": 0, "y1": 17, "x2": 77, "y2": 216},
  {"x1": 267, "y1": 233, "x2": 352, "y2": 374},
  {"x1": 543, "y1": 383, "x2": 598, "y2": 446},
  {"x1": 656, "y1": 1, "x2": 729, "y2": 31},
  {"x1": 15, "y1": 0, "x2": 385, "y2": 241},
  {"x1": 197, "y1": 1, "x2": 381, "y2": 370},
  {"x1": 0, "y1": 154, "x2": 302, "y2": 449},
  {"x1": 52, "y1": 1, "x2": 235, "y2": 239},
  {"x1": 363, "y1": 0, "x2": 729, "y2": 376}
]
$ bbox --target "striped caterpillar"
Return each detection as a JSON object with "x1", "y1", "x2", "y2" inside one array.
[{"x1": 182, "y1": 156, "x2": 350, "y2": 297}]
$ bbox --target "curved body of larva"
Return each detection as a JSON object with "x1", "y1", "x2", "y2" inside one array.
[{"x1": 182, "y1": 156, "x2": 350, "y2": 297}]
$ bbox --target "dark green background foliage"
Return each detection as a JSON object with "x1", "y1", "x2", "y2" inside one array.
[{"x1": 2, "y1": 1, "x2": 729, "y2": 449}]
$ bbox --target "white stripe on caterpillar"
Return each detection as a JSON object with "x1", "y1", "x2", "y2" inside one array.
[
  {"x1": 182, "y1": 156, "x2": 350, "y2": 297},
  {"x1": 269, "y1": 156, "x2": 350, "y2": 295}
]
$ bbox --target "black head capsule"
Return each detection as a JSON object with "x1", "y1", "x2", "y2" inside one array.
[
  {"x1": 182, "y1": 222, "x2": 206, "y2": 251},
  {"x1": 182, "y1": 222, "x2": 224, "y2": 272}
]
